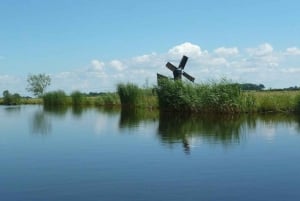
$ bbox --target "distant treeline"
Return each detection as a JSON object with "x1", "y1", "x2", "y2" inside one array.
[
  {"x1": 238, "y1": 83, "x2": 265, "y2": 91},
  {"x1": 237, "y1": 83, "x2": 300, "y2": 91}
]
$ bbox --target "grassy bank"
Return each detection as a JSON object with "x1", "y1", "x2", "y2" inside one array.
[
  {"x1": 2, "y1": 80, "x2": 300, "y2": 114},
  {"x1": 156, "y1": 79, "x2": 300, "y2": 114}
]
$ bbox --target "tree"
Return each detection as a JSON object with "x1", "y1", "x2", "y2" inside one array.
[
  {"x1": 26, "y1": 74, "x2": 51, "y2": 97},
  {"x1": 2, "y1": 90, "x2": 21, "y2": 105}
]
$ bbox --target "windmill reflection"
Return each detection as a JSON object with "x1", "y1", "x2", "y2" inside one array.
[{"x1": 158, "y1": 112, "x2": 254, "y2": 154}]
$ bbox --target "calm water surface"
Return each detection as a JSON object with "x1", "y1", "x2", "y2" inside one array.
[{"x1": 1, "y1": 105, "x2": 300, "y2": 201}]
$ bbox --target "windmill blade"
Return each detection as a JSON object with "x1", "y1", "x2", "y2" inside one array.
[
  {"x1": 182, "y1": 71, "x2": 195, "y2": 82},
  {"x1": 166, "y1": 62, "x2": 177, "y2": 72},
  {"x1": 179, "y1": 55, "x2": 188, "y2": 69}
]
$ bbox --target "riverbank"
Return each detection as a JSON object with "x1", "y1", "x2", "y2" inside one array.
[{"x1": 1, "y1": 80, "x2": 300, "y2": 114}]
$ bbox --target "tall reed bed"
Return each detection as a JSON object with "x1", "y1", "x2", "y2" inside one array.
[
  {"x1": 156, "y1": 79, "x2": 255, "y2": 113},
  {"x1": 71, "y1": 91, "x2": 86, "y2": 106},
  {"x1": 43, "y1": 90, "x2": 70, "y2": 107},
  {"x1": 117, "y1": 83, "x2": 158, "y2": 109}
]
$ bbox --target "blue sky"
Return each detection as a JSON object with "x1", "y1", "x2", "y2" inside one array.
[{"x1": 1, "y1": 0, "x2": 300, "y2": 95}]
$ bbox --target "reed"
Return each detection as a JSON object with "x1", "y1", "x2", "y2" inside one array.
[
  {"x1": 71, "y1": 91, "x2": 86, "y2": 106},
  {"x1": 117, "y1": 83, "x2": 141, "y2": 107},
  {"x1": 94, "y1": 93, "x2": 120, "y2": 106},
  {"x1": 156, "y1": 79, "x2": 247, "y2": 113},
  {"x1": 43, "y1": 90, "x2": 69, "y2": 106}
]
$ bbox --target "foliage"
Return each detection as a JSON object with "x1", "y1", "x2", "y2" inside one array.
[
  {"x1": 295, "y1": 93, "x2": 300, "y2": 113},
  {"x1": 156, "y1": 79, "x2": 247, "y2": 113},
  {"x1": 26, "y1": 73, "x2": 51, "y2": 97},
  {"x1": 2, "y1": 90, "x2": 21, "y2": 105},
  {"x1": 43, "y1": 90, "x2": 68, "y2": 107},
  {"x1": 117, "y1": 83, "x2": 141, "y2": 107},
  {"x1": 71, "y1": 91, "x2": 86, "y2": 106},
  {"x1": 239, "y1": 83, "x2": 265, "y2": 91}
]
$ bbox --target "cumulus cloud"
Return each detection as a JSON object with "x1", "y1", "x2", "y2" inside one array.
[
  {"x1": 214, "y1": 47, "x2": 239, "y2": 56},
  {"x1": 90, "y1": 59, "x2": 105, "y2": 71},
  {"x1": 110, "y1": 60, "x2": 126, "y2": 71},
  {"x1": 285, "y1": 47, "x2": 300, "y2": 55},
  {"x1": 133, "y1": 52, "x2": 157, "y2": 63},
  {"x1": 247, "y1": 43, "x2": 274, "y2": 57},
  {"x1": 168, "y1": 42, "x2": 202, "y2": 58}
]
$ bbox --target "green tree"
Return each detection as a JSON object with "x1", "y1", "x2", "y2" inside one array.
[
  {"x1": 2, "y1": 90, "x2": 21, "y2": 105},
  {"x1": 26, "y1": 74, "x2": 51, "y2": 97}
]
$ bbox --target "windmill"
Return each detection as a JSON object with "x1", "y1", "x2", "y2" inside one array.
[{"x1": 157, "y1": 55, "x2": 195, "y2": 83}]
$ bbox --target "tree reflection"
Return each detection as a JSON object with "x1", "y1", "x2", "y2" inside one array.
[{"x1": 31, "y1": 110, "x2": 51, "y2": 135}]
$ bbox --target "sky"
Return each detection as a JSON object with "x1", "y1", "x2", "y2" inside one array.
[{"x1": 1, "y1": 0, "x2": 300, "y2": 96}]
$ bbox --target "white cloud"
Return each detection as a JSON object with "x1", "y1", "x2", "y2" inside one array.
[
  {"x1": 285, "y1": 47, "x2": 300, "y2": 55},
  {"x1": 90, "y1": 59, "x2": 104, "y2": 71},
  {"x1": 133, "y1": 52, "x2": 157, "y2": 63},
  {"x1": 168, "y1": 42, "x2": 202, "y2": 58},
  {"x1": 214, "y1": 47, "x2": 239, "y2": 56},
  {"x1": 246, "y1": 43, "x2": 274, "y2": 57},
  {"x1": 110, "y1": 60, "x2": 126, "y2": 71}
]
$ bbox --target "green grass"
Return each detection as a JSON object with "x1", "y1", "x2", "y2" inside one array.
[
  {"x1": 155, "y1": 79, "x2": 300, "y2": 114},
  {"x1": 250, "y1": 90, "x2": 300, "y2": 113},
  {"x1": 2, "y1": 80, "x2": 300, "y2": 114}
]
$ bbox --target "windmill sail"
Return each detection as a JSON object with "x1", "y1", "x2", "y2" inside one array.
[
  {"x1": 182, "y1": 71, "x2": 195, "y2": 82},
  {"x1": 178, "y1": 55, "x2": 188, "y2": 69},
  {"x1": 166, "y1": 62, "x2": 177, "y2": 72}
]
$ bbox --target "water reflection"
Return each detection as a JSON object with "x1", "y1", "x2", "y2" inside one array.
[
  {"x1": 119, "y1": 109, "x2": 158, "y2": 129},
  {"x1": 3, "y1": 106, "x2": 21, "y2": 114},
  {"x1": 30, "y1": 109, "x2": 52, "y2": 135},
  {"x1": 43, "y1": 105, "x2": 69, "y2": 117},
  {"x1": 157, "y1": 113, "x2": 254, "y2": 153}
]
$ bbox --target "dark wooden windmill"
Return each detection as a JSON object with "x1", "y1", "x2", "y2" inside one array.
[{"x1": 157, "y1": 55, "x2": 195, "y2": 83}]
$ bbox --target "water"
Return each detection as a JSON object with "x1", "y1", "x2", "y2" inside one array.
[{"x1": 1, "y1": 105, "x2": 300, "y2": 201}]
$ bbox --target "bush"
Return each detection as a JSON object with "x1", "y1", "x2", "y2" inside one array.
[{"x1": 2, "y1": 90, "x2": 21, "y2": 105}]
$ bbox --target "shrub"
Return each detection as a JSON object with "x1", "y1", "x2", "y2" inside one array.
[{"x1": 2, "y1": 90, "x2": 21, "y2": 105}]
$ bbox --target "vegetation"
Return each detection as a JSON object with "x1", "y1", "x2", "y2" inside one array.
[
  {"x1": 1, "y1": 90, "x2": 21, "y2": 105},
  {"x1": 43, "y1": 90, "x2": 69, "y2": 107},
  {"x1": 117, "y1": 83, "x2": 142, "y2": 107},
  {"x1": 2, "y1": 76, "x2": 300, "y2": 115},
  {"x1": 156, "y1": 79, "x2": 249, "y2": 113},
  {"x1": 156, "y1": 79, "x2": 300, "y2": 114},
  {"x1": 238, "y1": 83, "x2": 265, "y2": 91},
  {"x1": 26, "y1": 73, "x2": 51, "y2": 97},
  {"x1": 71, "y1": 91, "x2": 86, "y2": 106}
]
